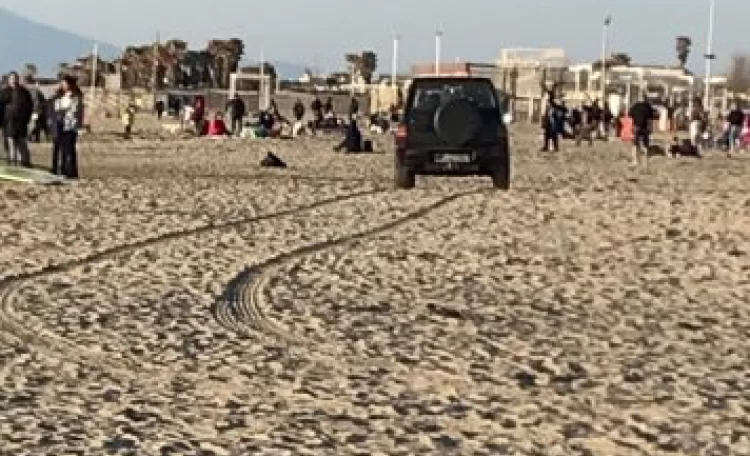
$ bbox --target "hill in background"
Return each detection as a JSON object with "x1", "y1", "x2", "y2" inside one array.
[
  {"x1": 0, "y1": 7, "x2": 311, "y2": 80},
  {"x1": 0, "y1": 7, "x2": 120, "y2": 77}
]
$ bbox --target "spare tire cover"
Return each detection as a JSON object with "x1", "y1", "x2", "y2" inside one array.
[{"x1": 433, "y1": 99, "x2": 482, "y2": 146}]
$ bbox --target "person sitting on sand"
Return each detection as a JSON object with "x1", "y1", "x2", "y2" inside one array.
[
  {"x1": 205, "y1": 111, "x2": 230, "y2": 137},
  {"x1": 333, "y1": 119, "x2": 363, "y2": 153}
]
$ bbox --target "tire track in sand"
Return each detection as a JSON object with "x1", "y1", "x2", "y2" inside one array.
[
  {"x1": 0, "y1": 185, "x2": 388, "y2": 383},
  {"x1": 214, "y1": 188, "x2": 489, "y2": 347}
]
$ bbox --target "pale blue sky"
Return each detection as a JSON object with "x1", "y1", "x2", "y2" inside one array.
[{"x1": 3, "y1": 0, "x2": 749, "y2": 73}]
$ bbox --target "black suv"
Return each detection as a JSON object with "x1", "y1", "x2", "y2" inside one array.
[{"x1": 394, "y1": 76, "x2": 510, "y2": 189}]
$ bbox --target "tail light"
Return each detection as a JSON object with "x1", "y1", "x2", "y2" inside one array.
[{"x1": 395, "y1": 123, "x2": 408, "y2": 149}]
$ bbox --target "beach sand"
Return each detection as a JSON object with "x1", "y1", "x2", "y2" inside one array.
[{"x1": 1, "y1": 120, "x2": 749, "y2": 455}]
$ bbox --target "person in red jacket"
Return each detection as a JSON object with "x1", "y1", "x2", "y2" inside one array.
[{"x1": 206, "y1": 111, "x2": 230, "y2": 137}]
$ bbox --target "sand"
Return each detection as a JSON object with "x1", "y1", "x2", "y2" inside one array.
[{"x1": 1, "y1": 118, "x2": 749, "y2": 455}]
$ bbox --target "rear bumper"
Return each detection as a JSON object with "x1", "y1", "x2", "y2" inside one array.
[{"x1": 396, "y1": 144, "x2": 508, "y2": 175}]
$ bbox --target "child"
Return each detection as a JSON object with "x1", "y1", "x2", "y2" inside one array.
[{"x1": 122, "y1": 103, "x2": 136, "y2": 139}]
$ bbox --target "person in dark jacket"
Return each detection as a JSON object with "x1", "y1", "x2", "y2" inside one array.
[
  {"x1": 311, "y1": 96, "x2": 323, "y2": 127},
  {"x1": 0, "y1": 72, "x2": 34, "y2": 166},
  {"x1": 324, "y1": 97, "x2": 334, "y2": 115},
  {"x1": 225, "y1": 95, "x2": 246, "y2": 135},
  {"x1": 590, "y1": 99, "x2": 603, "y2": 139},
  {"x1": 48, "y1": 84, "x2": 65, "y2": 174},
  {"x1": 0, "y1": 86, "x2": 6, "y2": 158},
  {"x1": 540, "y1": 94, "x2": 565, "y2": 152},
  {"x1": 333, "y1": 119, "x2": 362, "y2": 153},
  {"x1": 602, "y1": 102, "x2": 614, "y2": 140},
  {"x1": 628, "y1": 95, "x2": 656, "y2": 165},
  {"x1": 154, "y1": 99, "x2": 165, "y2": 120},
  {"x1": 29, "y1": 84, "x2": 48, "y2": 143},
  {"x1": 349, "y1": 97, "x2": 359, "y2": 119},
  {"x1": 293, "y1": 98, "x2": 305, "y2": 121},
  {"x1": 726, "y1": 103, "x2": 744, "y2": 154}
]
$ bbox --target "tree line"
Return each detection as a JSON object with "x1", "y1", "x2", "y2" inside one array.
[{"x1": 18, "y1": 39, "x2": 379, "y2": 92}]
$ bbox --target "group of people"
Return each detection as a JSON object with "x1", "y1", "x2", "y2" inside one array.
[
  {"x1": 185, "y1": 93, "x2": 363, "y2": 140},
  {"x1": 0, "y1": 71, "x2": 83, "y2": 178},
  {"x1": 539, "y1": 89, "x2": 749, "y2": 163},
  {"x1": 541, "y1": 94, "x2": 615, "y2": 152}
]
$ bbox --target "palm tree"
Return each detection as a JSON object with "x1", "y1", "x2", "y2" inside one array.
[{"x1": 676, "y1": 36, "x2": 692, "y2": 68}]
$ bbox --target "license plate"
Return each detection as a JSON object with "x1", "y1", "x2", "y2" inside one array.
[{"x1": 434, "y1": 153, "x2": 471, "y2": 164}]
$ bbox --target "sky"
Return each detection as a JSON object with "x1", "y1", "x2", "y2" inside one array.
[{"x1": 3, "y1": 0, "x2": 749, "y2": 74}]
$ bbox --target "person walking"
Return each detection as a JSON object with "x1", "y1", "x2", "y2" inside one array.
[
  {"x1": 629, "y1": 94, "x2": 655, "y2": 165},
  {"x1": 56, "y1": 75, "x2": 83, "y2": 179},
  {"x1": 0, "y1": 72, "x2": 34, "y2": 167}
]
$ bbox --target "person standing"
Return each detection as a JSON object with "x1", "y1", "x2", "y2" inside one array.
[
  {"x1": 48, "y1": 83, "x2": 64, "y2": 175},
  {"x1": 590, "y1": 99, "x2": 603, "y2": 139},
  {"x1": 576, "y1": 102, "x2": 595, "y2": 147},
  {"x1": 628, "y1": 95, "x2": 655, "y2": 165},
  {"x1": 311, "y1": 96, "x2": 323, "y2": 127},
  {"x1": 726, "y1": 103, "x2": 744, "y2": 155},
  {"x1": 192, "y1": 95, "x2": 206, "y2": 135},
  {"x1": 29, "y1": 83, "x2": 48, "y2": 143},
  {"x1": 0, "y1": 81, "x2": 6, "y2": 158},
  {"x1": 602, "y1": 102, "x2": 614, "y2": 140},
  {"x1": 56, "y1": 75, "x2": 83, "y2": 179},
  {"x1": 0, "y1": 72, "x2": 34, "y2": 167},
  {"x1": 225, "y1": 95, "x2": 246, "y2": 135},
  {"x1": 154, "y1": 99, "x2": 165, "y2": 120},
  {"x1": 293, "y1": 98, "x2": 305, "y2": 122},
  {"x1": 348, "y1": 97, "x2": 359, "y2": 120},
  {"x1": 324, "y1": 97, "x2": 334, "y2": 116},
  {"x1": 540, "y1": 96, "x2": 565, "y2": 152},
  {"x1": 122, "y1": 103, "x2": 136, "y2": 139}
]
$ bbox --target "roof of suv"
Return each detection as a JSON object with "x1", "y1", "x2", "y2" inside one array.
[{"x1": 410, "y1": 76, "x2": 495, "y2": 84}]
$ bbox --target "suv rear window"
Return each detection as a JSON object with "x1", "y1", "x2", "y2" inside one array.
[{"x1": 410, "y1": 79, "x2": 498, "y2": 111}]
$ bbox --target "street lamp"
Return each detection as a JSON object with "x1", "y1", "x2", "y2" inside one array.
[
  {"x1": 391, "y1": 34, "x2": 400, "y2": 86},
  {"x1": 704, "y1": 0, "x2": 717, "y2": 117},
  {"x1": 435, "y1": 27, "x2": 443, "y2": 76},
  {"x1": 600, "y1": 15, "x2": 612, "y2": 103}
]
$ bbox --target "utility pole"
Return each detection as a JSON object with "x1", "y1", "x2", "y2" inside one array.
[
  {"x1": 600, "y1": 15, "x2": 612, "y2": 103},
  {"x1": 391, "y1": 34, "x2": 400, "y2": 86},
  {"x1": 90, "y1": 42, "x2": 98, "y2": 100},
  {"x1": 704, "y1": 0, "x2": 717, "y2": 117},
  {"x1": 435, "y1": 27, "x2": 443, "y2": 76},
  {"x1": 153, "y1": 31, "x2": 160, "y2": 92},
  {"x1": 259, "y1": 48, "x2": 266, "y2": 111}
]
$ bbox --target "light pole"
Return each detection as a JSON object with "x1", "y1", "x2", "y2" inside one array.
[
  {"x1": 600, "y1": 15, "x2": 612, "y2": 103},
  {"x1": 435, "y1": 27, "x2": 443, "y2": 76},
  {"x1": 704, "y1": 0, "x2": 717, "y2": 117},
  {"x1": 391, "y1": 34, "x2": 400, "y2": 86}
]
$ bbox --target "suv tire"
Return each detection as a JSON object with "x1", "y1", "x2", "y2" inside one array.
[
  {"x1": 394, "y1": 155, "x2": 416, "y2": 189},
  {"x1": 490, "y1": 158, "x2": 510, "y2": 190}
]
